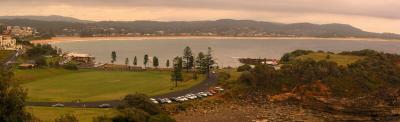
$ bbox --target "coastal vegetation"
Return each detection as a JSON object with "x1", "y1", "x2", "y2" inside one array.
[{"x1": 236, "y1": 49, "x2": 400, "y2": 97}]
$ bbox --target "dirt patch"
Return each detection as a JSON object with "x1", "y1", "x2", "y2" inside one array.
[{"x1": 172, "y1": 100, "x2": 324, "y2": 122}]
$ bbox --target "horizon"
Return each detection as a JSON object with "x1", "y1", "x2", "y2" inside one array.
[{"x1": 0, "y1": 0, "x2": 399, "y2": 34}]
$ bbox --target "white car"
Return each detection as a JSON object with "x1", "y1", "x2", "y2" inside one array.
[
  {"x1": 51, "y1": 103, "x2": 64, "y2": 107},
  {"x1": 198, "y1": 92, "x2": 208, "y2": 97},
  {"x1": 185, "y1": 94, "x2": 197, "y2": 99},
  {"x1": 215, "y1": 87, "x2": 224, "y2": 92},
  {"x1": 164, "y1": 98, "x2": 172, "y2": 103},
  {"x1": 150, "y1": 98, "x2": 159, "y2": 104}
]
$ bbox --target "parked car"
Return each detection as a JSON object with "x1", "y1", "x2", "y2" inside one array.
[
  {"x1": 215, "y1": 87, "x2": 224, "y2": 92},
  {"x1": 209, "y1": 90, "x2": 217, "y2": 94},
  {"x1": 185, "y1": 94, "x2": 197, "y2": 99},
  {"x1": 156, "y1": 98, "x2": 165, "y2": 103},
  {"x1": 51, "y1": 103, "x2": 64, "y2": 107},
  {"x1": 180, "y1": 96, "x2": 188, "y2": 101},
  {"x1": 198, "y1": 92, "x2": 208, "y2": 97},
  {"x1": 205, "y1": 91, "x2": 213, "y2": 96},
  {"x1": 150, "y1": 98, "x2": 159, "y2": 104},
  {"x1": 175, "y1": 97, "x2": 185, "y2": 102},
  {"x1": 164, "y1": 98, "x2": 172, "y2": 103},
  {"x1": 196, "y1": 93, "x2": 203, "y2": 98},
  {"x1": 98, "y1": 104, "x2": 112, "y2": 108}
]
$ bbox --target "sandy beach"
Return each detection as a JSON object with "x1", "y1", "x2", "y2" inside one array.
[{"x1": 30, "y1": 36, "x2": 399, "y2": 44}]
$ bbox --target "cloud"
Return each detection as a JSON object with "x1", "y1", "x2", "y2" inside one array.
[
  {"x1": 0, "y1": 0, "x2": 400, "y2": 33},
  {"x1": 2, "y1": 0, "x2": 400, "y2": 19}
]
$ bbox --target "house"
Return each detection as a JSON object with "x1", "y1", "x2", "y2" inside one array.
[
  {"x1": 0, "y1": 35, "x2": 17, "y2": 50},
  {"x1": 4, "y1": 26, "x2": 36, "y2": 37},
  {"x1": 262, "y1": 59, "x2": 279, "y2": 66},
  {"x1": 18, "y1": 63, "x2": 35, "y2": 69},
  {"x1": 63, "y1": 52, "x2": 95, "y2": 64}
]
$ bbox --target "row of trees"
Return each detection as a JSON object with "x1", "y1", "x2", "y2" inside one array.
[
  {"x1": 110, "y1": 46, "x2": 215, "y2": 71},
  {"x1": 111, "y1": 52, "x2": 165, "y2": 68},
  {"x1": 170, "y1": 46, "x2": 215, "y2": 87}
]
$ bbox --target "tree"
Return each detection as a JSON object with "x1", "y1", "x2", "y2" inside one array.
[
  {"x1": 153, "y1": 57, "x2": 159, "y2": 68},
  {"x1": 237, "y1": 64, "x2": 252, "y2": 72},
  {"x1": 144, "y1": 54, "x2": 149, "y2": 68},
  {"x1": 0, "y1": 66, "x2": 33, "y2": 121},
  {"x1": 183, "y1": 46, "x2": 194, "y2": 72},
  {"x1": 205, "y1": 47, "x2": 215, "y2": 75},
  {"x1": 133, "y1": 56, "x2": 138, "y2": 66},
  {"x1": 171, "y1": 57, "x2": 183, "y2": 87},
  {"x1": 166, "y1": 59, "x2": 170, "y2": 68},
  {"x1": 35, "y1": 56, "x2": 47, "y2": 67},
  {"x1": 196, "y1": 52, "x2": 206, "y2": 73},
  {"x1": 125, "y1": 58, "x2": 129, "y2": 66},
  {"x1": 111, "y1": 51, "x2": 117, "y2": 64}
]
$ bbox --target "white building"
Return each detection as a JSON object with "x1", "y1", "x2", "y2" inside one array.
[
  {"x1": 0, "y1": 35, "x2": 17, "y2": 50},
  {"x1": 4, "y1": 26, "x2": 36, "y2": 37}
]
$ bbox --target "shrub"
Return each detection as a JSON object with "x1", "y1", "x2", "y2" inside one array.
[
  {"x1": 34, "y1": 56, "x2": 47, "y2": 67},
  {"x1": 148, "y1": 114, "x2": 176, "y2": 122},
  {"x1": 119, "y1": 94, "x2": 161, "y2": 115},
  {"x1": 112, "y1": 108, "x2": 150, "y2": 122},
  {"x1": 237, "y1": 64, "x2": 252, "y2": 72},
  {"x1": 93, "y1": 115, "x2": 112, "y2": 122},
  {"x1": 54, "y1": 114, "x2": 78, "y2": 122},
  {"x1": 63, "y1": 62, "x2": 78, "y2": 70}
]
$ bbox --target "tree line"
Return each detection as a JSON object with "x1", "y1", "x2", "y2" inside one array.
[{"x1": 109, "y1": 46, "x2": 215, "y2": 88}]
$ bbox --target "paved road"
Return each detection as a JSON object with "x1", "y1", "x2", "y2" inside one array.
[{"x1": 27, "y1": 73, "x2": 218, "y2": 108}]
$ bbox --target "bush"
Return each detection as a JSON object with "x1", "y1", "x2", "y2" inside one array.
[
  {"x1": 93, "y1": 115, "x2": 112, "y2": 122},
  {"x1": 63, "y1": 62, "x2": 78, "y2": 70},
  {"x1": 217, "y1": 71, "x2": 231, "y2": 83},
  {"x1": 148, "y1": 114, "x2": 176, "y2": 122},
  {"x1": 119, "y1": 94, "x2": 161, "y2": 115},
  {"x1": 34, "y1": 56, "x2": 47, "y2": 67},
  {"x1": 112, "y1": 108, "x2": 150, "y2": 122},
  {"x1": 237, "y1": 64, "x2": 252, "y2": 72},
  {"x1": 54, "y1": 114, "x2": 78, "y2": 122}
]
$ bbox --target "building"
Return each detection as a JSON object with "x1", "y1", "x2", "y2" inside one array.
[
  {"x1": 0, "y1": 35, "x2": 17, "y2": 50},
  {"x1": 4, "y1": 26, "x2": 36, "y2": 37},
  {"x1": 63, "y1": 52, "x2": 95, "y2": 65},
  {"x1": 18, "y1": 63, "x2": 35, "y2": 69}
]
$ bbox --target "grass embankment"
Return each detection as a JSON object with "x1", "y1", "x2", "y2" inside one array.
[
  {"x1": 296, "y1": 52, "x2": 364, "y2": 66},
  {"x1": 16, "y1": 68, "x2": 204, "y2": 102},
  {"x1": 27, "y1": 106, "x2": 116, "y2": 122}
]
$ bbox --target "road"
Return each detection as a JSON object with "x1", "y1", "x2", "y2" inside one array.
[{"x1": 27, "y1": 73, "x2": 218, "y2": 108}]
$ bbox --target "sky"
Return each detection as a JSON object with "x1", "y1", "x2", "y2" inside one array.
[{"x1": 1, "y1": 0, "x2": 400, "y2": 33}]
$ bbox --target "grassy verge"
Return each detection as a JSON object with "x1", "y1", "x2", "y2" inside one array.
[
  {"x1": 16, "y1": 68, "x2": 204, "y2": 102},
  {"x1": 26, "y1": 106, "x2": 116, "y2": 122}
]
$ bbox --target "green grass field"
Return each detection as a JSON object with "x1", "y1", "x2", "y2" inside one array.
[
  {"x1": 27, "y1": 106, "x2": 116, "y2": 122},
  {"x1": 16, "y1": 68, "x2": 203, "y2": 102},
  {"x1": 296, "y1": 52, "x2": 364, "y2": 66}
]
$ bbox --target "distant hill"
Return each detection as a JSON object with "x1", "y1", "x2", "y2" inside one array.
[
  {"x1": 0, "y1": 18, "x2": 399, "y2": 39},
  {"x1": 0, "y1": 15, "x2": 93, "y2": 23}
]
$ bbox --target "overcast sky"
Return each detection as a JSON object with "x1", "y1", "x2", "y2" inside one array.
[{"x1": 1, "y1": 0, "x2": 400, "y2": 33}]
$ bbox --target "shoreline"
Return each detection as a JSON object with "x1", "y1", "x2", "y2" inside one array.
[{"x1": 30, "y1": 36, "x2": 400, "y2": 44}]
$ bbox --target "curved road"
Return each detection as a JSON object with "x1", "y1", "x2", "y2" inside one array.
[{"x1": 27, "y1": 73, "x2": 218, "y2": 108}]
